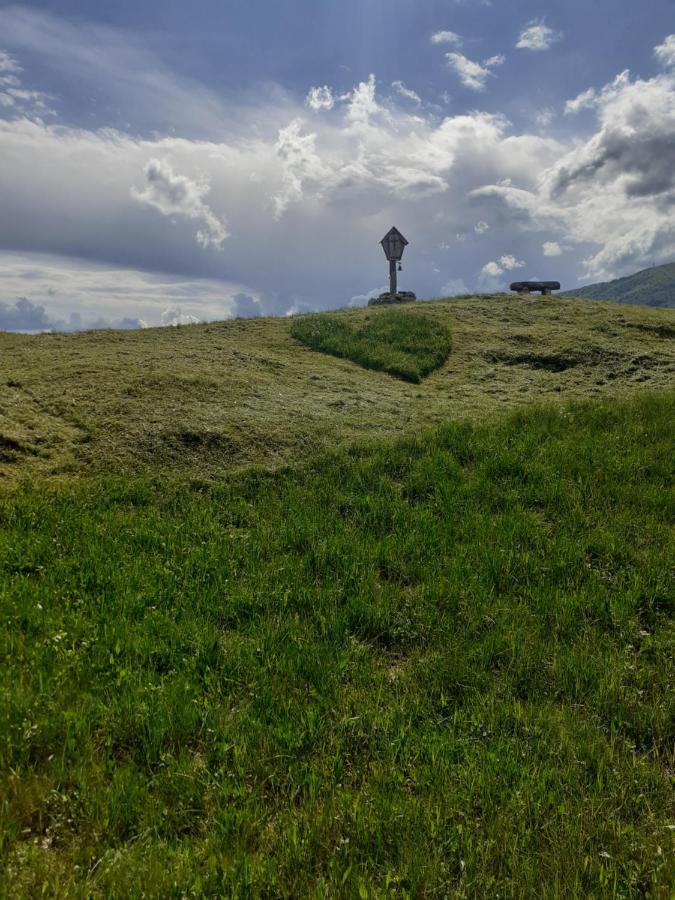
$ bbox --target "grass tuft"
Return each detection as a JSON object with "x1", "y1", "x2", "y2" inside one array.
[{"x1": 291, "y1": 309, "x2": 452, "y2": 382}]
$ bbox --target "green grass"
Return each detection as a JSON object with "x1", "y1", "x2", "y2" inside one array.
[
  {"x1": 1, "y1": 393, "x2": 673, "y2": 897},
  {"x1": 1, "y1": 295, "x2": 674, "y2": 481},
  {"x1": 291, "y1": 309, "x2": 453, "y2": 383}
]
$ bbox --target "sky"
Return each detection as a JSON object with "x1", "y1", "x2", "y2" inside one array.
[{"x1": 1, "y1": 0, "x2": 675, "y2": 330}]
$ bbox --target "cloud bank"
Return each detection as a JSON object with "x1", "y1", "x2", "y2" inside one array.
[{"x1": 1, "y1": 5, "x2": 675, "y2": 329}]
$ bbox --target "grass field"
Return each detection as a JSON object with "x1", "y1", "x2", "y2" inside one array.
[
  {"x1": 1, "y1": 392, "x2": 673, "y2": 897},
  {"x1": 290, "y1": 310, "x2": 452, "y2": 383},
  {"x1": 1, "y1": 294, "x2": 674, "y2": 481},
  {"x1": 1, "y1": 295, "x2": 674, "y2": 895}
]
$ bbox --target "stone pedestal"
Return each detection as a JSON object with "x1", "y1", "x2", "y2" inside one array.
[{"x1": 368, "y1": 291, "x2": 417, "y2": 307}]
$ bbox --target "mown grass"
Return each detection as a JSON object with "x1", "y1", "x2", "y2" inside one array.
[
  {"x1": 1, "y1": 296, "x2": 674, "y2": 481},
  {"x1": 1, "y1": 393, "x2": 673, "y2": 897},
  {"x1": 290, "y1": 309, "x2": 452, "y2": 383}
]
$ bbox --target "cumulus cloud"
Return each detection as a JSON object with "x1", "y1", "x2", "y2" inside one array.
[
  {"x1": 545, "y1": 71, "x2": 675, "y2": 199},
  {"x1": 349, "y1": 285, "x2": 387, "y2": 307},
  {"x1": 445, "y1": 52, "x2": 504, "y2": 91},
  {"x1": 0, "y1": 295, "x2": 151, "y2": 333},
  {"x1": 499, "y1": 254, "x2": 525, "y2": 270},
  {"x1": 474, "y1": 221, "x2": 489, "y2": 234},
  {"x1": 392, "y1": 81, "x2": 421, "y2": 105},
  {"x1": 654, "y1": 35, "x2": 675, "y2": 68},
  {"x1": 132, "y1": 158, "x2": 229, "y2": 249},
  {"x1": 306, "y1": 86, "x2": 334, "y2": 111},
  {"x1": 345, "y1": 73, "x2": 382, "y2": 127},
  {"x1": 161, "y1": 306, "x2": 200, "y2": 326},
  {"x1": 431, "y1": 31, "x2": 462, "y2": 46},
  {"x1": 473, "y1": 67, "x2": 675, "y2": 279},
  {"x1": 542, "y1": 241, "x2": 562, "y2": 256},
  {"x1": 516, "y1": 22, "x2": 561, "y2": 52},
  {"x1": 272, "y1": 120, "x2": 328, "y2": 218},
  {"x1": 0, "y1": 86, "x2": 561, "y2": 313},
  {"x1": 564, "y1": 87, "x2": 597, "y2": 115},
  {"x1": 479, "y1": 254, "x2": 525, "y2": 285},
  {"x1": 0, "y1": 297, "x2": 53, "y2": 332},
  {"x1": 4, "y1": 8, "x2": 675, "y2": 317},
  {"x1": 481, "y1": 261, "x2": 503, "y2": 277}
]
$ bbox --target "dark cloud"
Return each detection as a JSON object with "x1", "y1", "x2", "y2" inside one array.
[
  {"x1": 551, "y1": 131, "x2": 675, "y2": 199},
  {"x1": 549, "y1": 74, "x2": 675, "y2": 199},
  {"x1": 0, "y1": 296, "x2": 148, "y2": 333},
  {"x1": 0, "y1": 297, "x2": 53, "y2": 331}
]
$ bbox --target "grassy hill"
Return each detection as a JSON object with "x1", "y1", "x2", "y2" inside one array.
[
  {"x1": 1, "y1": 296, "x2": 674, "y2": 896},
  {"x1": 561, "y1": 262, "x2": 675, "y2": 308},
  {"x1": 1, "y1": 294, "x2": 674, "y2": 481}
]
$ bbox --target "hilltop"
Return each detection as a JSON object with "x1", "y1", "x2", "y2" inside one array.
[
  {"x1": 561, "y1": 262, "x2": 675, "y2": 308},
  {"x1": 1, "y1": 294, "x2": 674, "y2": 481}
]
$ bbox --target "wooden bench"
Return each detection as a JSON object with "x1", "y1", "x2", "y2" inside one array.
[{"x1": 510, "y1": 281, "x2": 561, "y2": 296}]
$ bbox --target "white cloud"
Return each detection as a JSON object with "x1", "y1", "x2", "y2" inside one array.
[
  {"x1": 0, "y1": 88, "x2": 562, "y2": 315},
  {"x1": 445, "y1": 52, "x2": 504, "y2": 91},
  {"x1": 0, "y1": 48, "x2": 53, "y2": 117},
  {"x1": 161, "y1": 306, "x2": 200, "y2": 326},
  {"x1": 349, "y1": 285, "x2": 387, "y2": 307},
  {"x1": 0, "y1": 250, "x2": 254, "y2": 330},
  {"x1": 392, "y1": 81, "x2": 421, "y2": 105},
  {"x1": 516, "y1": 22, "x2": 562, "y2": 52},
  {"x1": 542, "y1": 241, "x2": 562, "y2": 256},
  {"x1": 474, "y1": 220, "x2": 489, "y2": 234},
  {"x1": 479, "y1": 254, "x2": 524, "y2": 282},
  {"x1": 272, "y1": 119, "x2": 328, "y2": 218},
  {"x1": 564, "y1": 87, "x2": 597, "y2": 115},
  {"x1": 473, "y1": 68, "x2": 675, "y2": 279},
  {"x1": 431, "y1": 31, "x2": 462, "y2": 46},
  {"x1": 481, "y1": 260, "x2": 503, "y2": 277},
  {"x1": 345, "y1": 73, "x2": 382, "y2": 127},
  {"x1": 132, "y1": 158, "x2": 229, "y2": 248},
  {"x1": 4, "y1": 8, "x2": 675, "y2": 319},
  {"x1": 306, "y1": 85, "x2": 334, "y2": 111},
  {"x1": 498, "y1": 254, "x2": 525, "y2": 270},
  {"x1": 655, "y1": 35, "x2": 675, "y2": 68}
]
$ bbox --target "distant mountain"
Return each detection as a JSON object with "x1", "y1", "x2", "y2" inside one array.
[{"x1": 560, "y1": 263, "x2": 675, "y2": 308}]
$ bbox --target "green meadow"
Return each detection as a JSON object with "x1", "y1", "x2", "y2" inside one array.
[
  {"x1": 1, "y1": 393, "x2": 673, "y2": 896},
  {"x1": 0, "y1": 298, "x2": 674, "y2": 896}
]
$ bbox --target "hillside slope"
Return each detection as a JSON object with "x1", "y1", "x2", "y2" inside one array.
[
  {"x1": 561, "y1": 262, "x2": 675, "y2": 308},
  {"x1": 1, "y1": 294, "x2": 674, "y2": 481}
]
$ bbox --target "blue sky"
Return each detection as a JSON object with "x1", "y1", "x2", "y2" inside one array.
[{"x1": 1, "y1": 0, "x2": 675, "y2": 329}]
